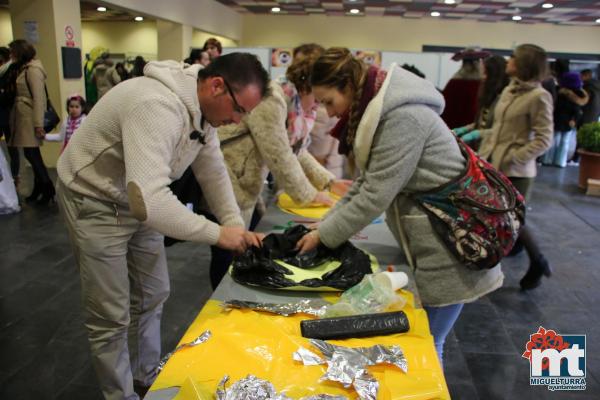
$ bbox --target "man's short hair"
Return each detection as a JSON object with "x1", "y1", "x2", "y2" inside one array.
[
  {"x1": 581, "y1": 69, "x2": 592, "y2": 75},
  {"x1": 197, "y1": 52, "x2": 269, "y2": 97}
]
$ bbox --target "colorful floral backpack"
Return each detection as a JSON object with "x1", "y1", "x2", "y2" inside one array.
[{"x1": 412, "y1": 134, "x2": 525, "y2": 270}]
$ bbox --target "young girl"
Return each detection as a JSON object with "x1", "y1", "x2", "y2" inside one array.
[
  {"x1": 45, "y1": 94, "x2": 87, "y2": 153},
  {"x1": 296, "y1": 48, "x2": 503, "y2": 365}
]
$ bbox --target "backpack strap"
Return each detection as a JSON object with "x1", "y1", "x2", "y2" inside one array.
[{"x1": 219, "y1": 131, "x2": 251, "y2": 148}]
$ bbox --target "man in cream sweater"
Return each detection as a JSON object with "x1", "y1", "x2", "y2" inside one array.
[{"x1": 56, "y1": 53, "x2": 269, "y2": 400}]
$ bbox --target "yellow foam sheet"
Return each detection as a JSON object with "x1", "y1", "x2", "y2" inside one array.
[
  {"x1": 150, "y1": 292, "x2": 450, "y2": 400},
  {"x1": 277, "y1": 192, "x2": 340, "y2": 219},
  {"x1": 232, "y1": 253, "x2": 380, "y2": 292}
]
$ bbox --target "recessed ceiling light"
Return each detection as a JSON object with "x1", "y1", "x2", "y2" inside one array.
[
  {"x1": 431, "y1": 11, "x2": 441, "y2": 17},
  {"x1": 444, "y1": 0, "x2": 456, "y2": 4},
  {"x1": 134, "y1": 16, "x2": 143, "y2": 21},
  {"x1": 271, "y1": 7, "x2": 281, "y2": 13},
  {"x1": 350, "y1": 8, "x2": 360, "y2": 14},
  {"x1": 512, "y1": 15, "x2": 522, "y2": 21},
  {"x1": 542, "y1": 3, "x2": 553, "y2": 8},
  {"x1": 97, "y1": 6, "x2": 107, "y2": 12}
]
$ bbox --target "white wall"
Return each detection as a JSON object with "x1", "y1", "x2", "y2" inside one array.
[
  {"x1": 81, "y1": 21, "x2": 158, "y2": 60},
  {"x1": 0, "y1": 8, "x2": 12, "y2": 45}
]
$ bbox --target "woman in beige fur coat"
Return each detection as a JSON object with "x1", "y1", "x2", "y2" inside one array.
[{"x1": 218, "y1": 81, "x2": 335, "y2": 225}]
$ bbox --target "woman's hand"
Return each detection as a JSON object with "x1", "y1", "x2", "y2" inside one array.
[
  {"x1": 34, "y1": 127, "x2": 45, "y2": 139},
  {"x1": 296, "y1": 229, "x2": 321, "y2": 254},
  {"x1": 330, "y1": 179, "x2": 353, "y2": 197},
  {"x1": 312, "y1": 191, "x2": 334, "y2": 206}
]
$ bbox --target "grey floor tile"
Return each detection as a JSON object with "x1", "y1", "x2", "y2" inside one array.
[{"x1": 453, "y1": 302, "x2": 517, "y2": 355}]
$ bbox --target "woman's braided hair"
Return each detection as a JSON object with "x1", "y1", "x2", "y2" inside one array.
[{"x1": 310, "y1": 47, "x2": 367, "y2": 154}]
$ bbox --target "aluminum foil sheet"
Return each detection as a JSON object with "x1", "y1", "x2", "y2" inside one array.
[
  {"x1": 216, "y1": 375, "x2": 347, "y2": 400},
  {"x1": 292, "y1": 347, "x2": 326, "y2": 366},
  {"x1": 353, "y1": 371, "x2": 378, "y2": 400},
  {"x1": 155, "y1": 330, "x2": 211, "y2": 373},
  {"x1": 294, "y1": 339, "x2": 408, "y2": 400},
  {"x1": 222, "y1": 299, "x2": 328, "y2": 317}
]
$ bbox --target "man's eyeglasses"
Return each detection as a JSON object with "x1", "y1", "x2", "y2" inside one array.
[{"x1": 221, "y1": 77, "x2": 247, "y2": 115}]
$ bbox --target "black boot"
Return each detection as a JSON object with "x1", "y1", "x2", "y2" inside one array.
[
  {"x1": 36, "y1": 181, "x2": 56, "y2": 206},
  {"x1": 25, "y1": 177, "x2": 42, "y2": 203},
  {"x1": 520, "y1": 255, "x2": 552, "y2": 290}
]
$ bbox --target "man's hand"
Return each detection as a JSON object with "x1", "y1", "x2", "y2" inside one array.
[
  {"x1": 244, "y1": 231, "x2": 265, "y2": 249},
  {"x1": 216, "y1": 226, "x2": 247, "y2": 253},
  {"x1": 34, "y1": 127, "x2": 45, "y2": 139},
  {"x1": 295, "y1": 230, "x2": 321, "y2": 254},
  {"x1": 330, "y1": 179, "x2": 352, "y2": 197},
  {"x1": 312, "y1": 191, "x2": 334, "y2": 206}
]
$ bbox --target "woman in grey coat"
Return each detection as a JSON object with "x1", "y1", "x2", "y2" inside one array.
[{"x1": 297, "y1": 48, "x2": 503, "y2": 365}]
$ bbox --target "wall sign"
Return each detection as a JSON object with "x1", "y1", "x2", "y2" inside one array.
[
  {"x1": 64, "y1": 25, "x2": 75, "y2": 47},
  {"x1": 24, "y1": 21, "x2": 39, "y2": 44}
]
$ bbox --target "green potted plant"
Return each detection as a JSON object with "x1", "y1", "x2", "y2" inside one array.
[{"x1": 577, "y1": 122, "x2": 600, "y2": 189}]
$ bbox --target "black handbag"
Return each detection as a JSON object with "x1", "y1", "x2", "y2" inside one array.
[{"x1": 24, "y1": 69, "x2": 60, "y2": 133}]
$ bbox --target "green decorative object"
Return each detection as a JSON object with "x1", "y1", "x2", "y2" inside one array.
[
  {"x1": 576, "y1": 122, "x2": 600, "y2": 190},
  {"x1": 577, "y1": 122, "x2": 600, "y2": 153}
]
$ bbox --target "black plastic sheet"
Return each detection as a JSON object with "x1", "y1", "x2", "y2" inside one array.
[{"x1": 230, "y1": 226, "x2": 373, "y2": 290}]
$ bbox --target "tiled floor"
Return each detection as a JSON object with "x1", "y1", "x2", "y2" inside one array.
[{"x1": 0, "y1": 164, "x2": 599, "y2": 399}]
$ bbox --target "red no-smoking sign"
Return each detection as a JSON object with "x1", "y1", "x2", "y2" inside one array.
[{"x1": 64, "y1": 25, "x2": 75, "y2": 47}]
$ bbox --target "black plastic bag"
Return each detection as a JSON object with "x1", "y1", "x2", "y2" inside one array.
[{"x1": 230, "y1": 225, "x2": 373, "y2": 290}]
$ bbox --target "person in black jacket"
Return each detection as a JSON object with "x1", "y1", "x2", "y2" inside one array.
[
  {"x1": 580, "y1": 69, "x2": 600, "y2": 126},
  {"x1": 543, "y1": 72, "x2": 588, "y2": 167}
]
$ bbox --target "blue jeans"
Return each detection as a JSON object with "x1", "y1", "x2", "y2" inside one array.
[
  {"x1": 542, "y1": 130, "x2": 576, "y2": 167},
  {"x1": 424, "y1": 303, "x2": 464, "y2": 367}
]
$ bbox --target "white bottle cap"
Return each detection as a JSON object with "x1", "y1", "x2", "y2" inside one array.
[{"x1": 381, "y1": 271, "x2": 408, "y2": 291}]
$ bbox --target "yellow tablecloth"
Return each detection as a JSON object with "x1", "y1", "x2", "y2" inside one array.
[
  {"x1": 277, "y1": 192, "x2": 340, "y2": 219},
  {"x1": 150, "y1": 290, "x2": 450, "y2": 400}
]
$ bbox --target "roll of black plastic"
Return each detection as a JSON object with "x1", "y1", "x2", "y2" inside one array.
[{"x1": 300, "y1": 311, "x2": 410, "y2": 340}]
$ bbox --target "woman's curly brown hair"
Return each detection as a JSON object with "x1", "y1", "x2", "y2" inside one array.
[{"x1": 285, "y1": 43, "x2": 325, "y2": 94}]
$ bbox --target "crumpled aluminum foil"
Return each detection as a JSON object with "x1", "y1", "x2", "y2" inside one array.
[
  {"x1": 353, "y1": 371, "x2": 378, "y2": 400},
  {"x1": 216, "y1": 375, "x2": 347, "y2": 400},
  {"x1": 155, "y1": 330, "x2": 211, "y2": 373},
  {"x1": 292, "y1": 347, "x2": 326, "y2": 366},
  {"x1": 217, "y1": 375, "x2": 278, "y2": 400},
  {"x1": 222, "y1": 299, "x2": 328, "y2": 317},
  {"x1": 294, "y1": 339, "x2": 408, "y2": 400}
]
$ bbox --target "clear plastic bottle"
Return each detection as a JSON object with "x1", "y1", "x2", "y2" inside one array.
[{"x1": 323, "y1": 272, "x2": 408, "y2": 318}]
